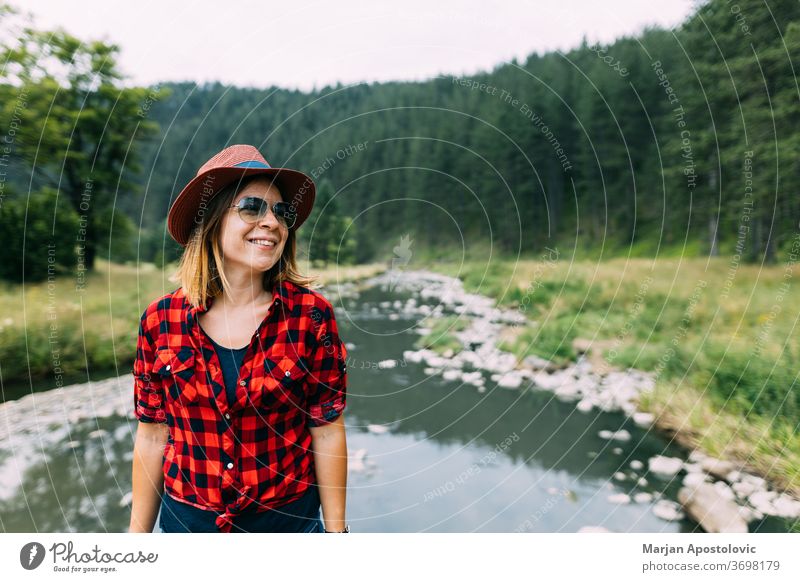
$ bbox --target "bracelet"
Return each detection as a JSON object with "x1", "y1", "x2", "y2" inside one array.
[{"x1": 323, "y1": 524, "x2": 350, "y2": 533}]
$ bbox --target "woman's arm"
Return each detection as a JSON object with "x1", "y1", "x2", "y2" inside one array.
[
  {"x1": 129, "y1": 421, "x2": 169, "y2": 533},
  {"x1": 309, "y1": 414, "x2": 348, "y2": 532}
]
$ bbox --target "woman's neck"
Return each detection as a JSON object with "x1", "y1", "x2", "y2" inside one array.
[{"x1": 218, "y1": 268, "x2": 273, "y2": 309}]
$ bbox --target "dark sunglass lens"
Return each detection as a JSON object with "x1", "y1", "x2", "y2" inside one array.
[
  {"x1": 239, "y1": 197, "x2": 267, "y2": 222},
  {"x1": 272, "y1": 202, "x2": 296, "y2": 227}
]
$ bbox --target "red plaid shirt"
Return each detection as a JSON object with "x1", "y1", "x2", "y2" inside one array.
[{"x1": 132, "y1": 279, "x2": 347, "y2": 532}]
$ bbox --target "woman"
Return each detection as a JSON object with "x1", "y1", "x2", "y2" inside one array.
[{"x1": 128, "y1": 144, "x2": 349, "y2": 533}]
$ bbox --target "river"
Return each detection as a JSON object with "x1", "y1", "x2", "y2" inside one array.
[{"x1": 0, "y1": 270, "x2": 796, "y2": 532}]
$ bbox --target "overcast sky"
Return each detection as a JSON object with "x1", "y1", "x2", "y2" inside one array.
[{"x1": 21, "y1": 0, "x2": 696, "y2": 91}]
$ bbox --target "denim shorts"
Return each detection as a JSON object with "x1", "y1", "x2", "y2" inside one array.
[{"x1": 159, "y1": 486, "x2": 323, "y2": 533}]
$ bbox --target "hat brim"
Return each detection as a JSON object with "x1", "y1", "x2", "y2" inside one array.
[{"x1": 167, "y1": 166, "x2": 315, "y2": 246}]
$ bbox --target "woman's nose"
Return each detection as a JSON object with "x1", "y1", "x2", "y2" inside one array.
[{"x1": 258, "y1": 205, "x2": 280, "y2": 228}]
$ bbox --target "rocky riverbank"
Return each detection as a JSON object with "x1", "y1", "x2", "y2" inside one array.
[{"x1": 363, "y1": 269, "x2": 800, "y2": 532}]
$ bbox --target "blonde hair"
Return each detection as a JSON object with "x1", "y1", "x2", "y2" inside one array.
[{"x1": 169, "y1": 174, "x2": 317, "y2": 309}]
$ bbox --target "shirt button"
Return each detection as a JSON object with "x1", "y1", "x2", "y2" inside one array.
[
  {"x1": 239, "y1": 379, "x2": 247, "y2": 386},
  {"x1": 165, "y1": 364, "x2": 171, "y2": 371},
  {"x1": 284, "y1": 370, "x2": 291, "y2": 377},
  {"x1": 224, "y1": 413, "x2": 230, "y2": 420},
  {"x1": 226, "y1": 462, "x2": 234, "y2": 470}
]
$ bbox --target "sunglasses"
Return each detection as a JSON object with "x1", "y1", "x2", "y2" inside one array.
[{"x1": 229, "y1": 196, "x2": 297, "y2": 229}]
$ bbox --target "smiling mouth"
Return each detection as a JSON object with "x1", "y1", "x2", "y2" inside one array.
[{"x1": 248, "y1": 239, "x2": 277, "y2": 249}]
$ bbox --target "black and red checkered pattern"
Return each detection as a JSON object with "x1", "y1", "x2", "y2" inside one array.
[{"x1": 132, "y1": 279, "x2": 348, "y2": 532}]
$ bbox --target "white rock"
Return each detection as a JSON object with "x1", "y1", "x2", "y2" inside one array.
[
  {"x1": 613, "y1": 472, "x2": 626, "y2": 481},
  {"x1": 367, "y1": 424, "x2": 390, "y2": 434},
  {"x1": 737, "y1": 505, "x2": 763, "y2": 522},
  {"x1": 629, "y1": 460, "x2": 644, "y2": 471},
  {"x1": 377, "y1": 359, "x2": 397, "y2": 369},
  {"x1": 634, "y1": 492, "x2": 653, "y2": 503},
  {"x1": 598, "y1": 429, "x2": 631, "y2": 442},
  {"x1": 632, "y1": 412, "x2": 654, "y2": 427},
  {"x1": 678, "y1": 482, "x2": 747, "y2": 532},
  {"x1": 497, "y1": 374, "x2": 523, "y2": 389},
  {"x1": 648, "y1": 455, "x2": 684, "y2": 477},
  {"x1": 461, "y1": 371, "x2": 483, "y2": 385},
  {"x1": 652, "y1": 499, "x2": 685, "y2": 521},
  {"x1": 732, "y1": 481, "x2": 758, "y2": 499},
  {"x1": 741, "y1": 474, "x2": 767, "y2": 489},
  {"x1": 748, "y1": 490, "x2": 777, "y2": 514},
  {"x1": 712, "y1": 480, "x2": 736, "y2": 501},
  {"x1": 701, "y1": 457, "x2": 736, "y2": 480},
  {"x1": 726, "y1": 470, "x2": 742, "y2": 483},
  {"x1": 688, "y1": 450, "x2": 708, "y2": 463},
  {"x1": 442, "y1": 369, "x2": 461, "y2": 381},
  {"x1": 771, "y1": 495, "x2": 800, "y2": 518},
  {"x1": 607, "y1": 493, "x2": 631, "y2": 504},
  {"x1": 348, "y1": 448, "x2": 369, "y2": 473},
  {"x1": 682, "y1": 472, "x2": 708, "y2": 488}
]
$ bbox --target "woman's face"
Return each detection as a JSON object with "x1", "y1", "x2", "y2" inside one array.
[{"x1": 218, "y1": 176, "x2": 289, "y2": 275}]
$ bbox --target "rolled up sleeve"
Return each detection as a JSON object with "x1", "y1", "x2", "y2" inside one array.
[
  {"x1": 132, "y1": 313, "x2": 167, "y2": 424},
  {"x1": 305, "y1": 302, "x2": 348, "y2": 427}
]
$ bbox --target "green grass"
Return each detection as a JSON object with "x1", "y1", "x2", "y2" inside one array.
[
  {"x1": 413, "y1": 315, "x2": 471, "y2": 355},
  {"x1": 0, "y1": 259, "x2": 386, "y2": 394},
  {"x1": 429, "y1": 255, "x2": 800, "y2": 496}
]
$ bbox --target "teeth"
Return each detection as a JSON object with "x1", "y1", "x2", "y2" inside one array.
[{"x1": 249, "y1": 239, "x2": 275, "y2": 247}]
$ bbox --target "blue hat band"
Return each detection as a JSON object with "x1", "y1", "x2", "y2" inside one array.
[{"x1": 233, "y1": 160, "x2": 271, "y2": 169}]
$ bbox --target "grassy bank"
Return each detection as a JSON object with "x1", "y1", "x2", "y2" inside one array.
[
  {"x1": 426, "y1": 256, "x2": 799, "y2": 499},
  {"x1": 0, "y1": 259, "x2": 385, "y2": 400}
]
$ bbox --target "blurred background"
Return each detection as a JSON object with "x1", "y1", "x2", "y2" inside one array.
[{"x1": 0, "y1": 0, "x2": 798, "y2": 533}]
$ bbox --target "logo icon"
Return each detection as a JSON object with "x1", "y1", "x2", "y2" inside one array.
[
  {"x1": 388, "y1": 234, "x2": 413, "y2": 291},
  {"x1": 20, "y1": 542, "x2": 46, "y2": 570}
]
